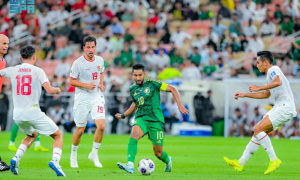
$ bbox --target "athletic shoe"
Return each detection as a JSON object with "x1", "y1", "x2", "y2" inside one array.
[
  {"x1": 264, "y1": 158, "x2": 282, "y2": 175},
  {"x1": 70, "y1": 156, "x2": 78, "y2": 168},
  {"x1": 8, "y1": 145, "x2": 17, "y2": 152},
  {"x1": 88, "y1": 153, "x2": 102, "y2": 168},
  {"x1": 48, "y1": 161, "x2": 66, "y2": 177},
  {"x1": 0, "y1": 157, "x2": 10, "y2": 172},
  {"x1": 165, "y1": 156, "x2": 172, "y2": 172},
  {"x1": 10, "y1": 156, "x2": 19, "y2": 175},
  {"x1": 117, "y1": 162, "x2": 134, "y2": 173},
  {"x1": 223, "y1": 157, "x2": 244, "y2": 172},
  {"x1": 34, "y1": 146, "x2": 49, "y2": 152}
]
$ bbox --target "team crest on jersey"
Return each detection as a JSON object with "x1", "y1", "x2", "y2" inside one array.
[
  {"x1": 134, "y1": 92, "x2": 137, "y2": 96},
  {"x1": 97, "y1": 66, "x2": 101, "y2": 71},
  {"x1": 144, "y1": 87, "x2": 150, "y2": 94}
]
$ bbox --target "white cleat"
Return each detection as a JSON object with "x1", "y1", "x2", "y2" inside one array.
[
  {"x1": 165, "y1": 156, "x2": 172, "y2": 172},
  {"x1": 88, "y1": 153, "x2": 103, "y2": 168},
  {"x1": 48, "y1": 161, "x2": 66, "y2": 177},
  {"x1": 70, "y1": 156, "x2": 79, "y2": 168}
]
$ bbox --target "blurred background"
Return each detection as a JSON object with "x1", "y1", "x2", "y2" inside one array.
[{"x1": 0, "y1": 0, "x2": 300, "y2": 138}]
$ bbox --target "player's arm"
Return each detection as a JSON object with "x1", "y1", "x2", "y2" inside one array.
[
  {"x1": 43, "y1": 82, "x2": 61, "y2": 95},
  {"x1": 115, "y1": 102, "x2": 137, "y2": 119},
  {"x1": 164, "y1": 83, "x2": 189, "y2": 115},
  {"x1": 249, "y1": 76, "x2": 282, "y2": 92},
  {"x1": 235, "y1": 90, "x2": 271, "y2": 100},
  {"x1": 99, "y1": 72, "x2": 105, "y2": 92},
  {"x1": 70, "y1": 78, "x2": 96, "y2": 90}
]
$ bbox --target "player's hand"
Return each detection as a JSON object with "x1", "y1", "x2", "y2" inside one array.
[
  {"x1": 249, "y1": 85, "x2": 260, "y2": 92},
  {"x1": 115, "y1": 113, "x2": 122, "y2": 119},
  {"x1": 99, "y1": 84, "x2": 105, "y2": 92},
  {"x1": 86, "y1": 82, "x2": 96, "y2": 90},
  {"x1": 178, "y1": 104, "x2": 189, "y2": 115},
  {"x1": 55, "y1": 88, "x2": 61, "y2": 95},
  {"x1": 234, "y1": 92, "x2": 245, "y2": 100}
]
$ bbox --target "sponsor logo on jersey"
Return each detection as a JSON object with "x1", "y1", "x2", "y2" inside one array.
[
  {"x1": 144, "y1": 87, "x2": 150, "y2": 94},
  {"x1": 97, "y1": 66, "x2": 101, "y2": 71},
  {"x1": 271, "y1": 71, "x2": 276, "y2": 78}
]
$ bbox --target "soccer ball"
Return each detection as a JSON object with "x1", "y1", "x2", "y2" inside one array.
[{"x1": 138, "y1": 159, "x2": 155, "y2": 175}]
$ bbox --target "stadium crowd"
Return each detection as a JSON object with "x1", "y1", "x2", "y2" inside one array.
[{"x1": 0, "y1": 0, "x2": 300, "y2": 136}]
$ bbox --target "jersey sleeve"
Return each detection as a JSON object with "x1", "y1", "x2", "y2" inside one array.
[
  {"x1": 100, "y1": 58, "x2": 105, "y2": 73},
  {"x1": 150, "y1": 79, "x2": 163, "y2": 91},
  {"x1": 70, "y1": 61, "x2": 79, "y2": 79},
  {"x1": 0, "y1": 67, "x2": 12, "y2": 78},
  {"x1": 37, "y1": 68, "x2": 49, "y2": 85},
  {"x1": 269, "y1": 67, "x2": 281, "y2": 80}
]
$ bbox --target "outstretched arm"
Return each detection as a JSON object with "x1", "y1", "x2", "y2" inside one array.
[
  {"x1": 165, "y1": 85, "x2": 189, "y2": 115},
  {"x1": 249, "y1": 75, "x2": 282, "y2": 92},
  {"x1": 234, "y1": 90, "x2": 271, "y2": 100},
  {"x1": 115, "y1": 102, "x2": 137, "y2": 119}
]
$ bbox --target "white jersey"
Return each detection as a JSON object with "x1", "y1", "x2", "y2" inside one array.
[
  {"x1": 0, "y1": 63, "x2": 49, "y2": 120},
  {"x1": 266, "y1": 66, "x2": 297, "y2": 115},
  {"x1": 70, "y1": 55, "x2": 105, "y2": 108}
]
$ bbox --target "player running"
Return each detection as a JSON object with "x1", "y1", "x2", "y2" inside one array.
[
  {"x1": 115, "y1": 63, "x2": 189, "y2": 173},
  {"x1": 69, "y1": 36, "x2": 106, "y2": 168},
  {"x1": 0, "y1": 45, "x2": 66, "y2": 177},
  {"x1": 224, "y1": 51, "x2": 297, "y2": 175},
  {"x1": 0, "y1": 34, "x2": 10, "y2": 172}
]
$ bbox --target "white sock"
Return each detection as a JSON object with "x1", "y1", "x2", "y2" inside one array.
[
  {"x1": 16, "y1": 144, "x2": 28, "y2": 160},
  {"x1": 9, "y1": 141, "x2": 15, "y2": 146},
  {"x1": 128, "y1": 161, "x2": 134, "y2": 167},
  {"x1": 52, "y1": 148, "x2": 62, "y2": 163},
  {"x1": 92, "y1": 142, "x2": 101, "y2": 154},
  {"x1": 71, "y1": 145, "x2": 78, "y2": 157},
  {"x1": 238, "y1": 136, "x2": 260, "y2": 166},
  {"x1": 256, "y1": 131, "x2": 277, "y2": 161},
  {"x1": 35, "y1": 141, "x2": 40, "y2": 148}
]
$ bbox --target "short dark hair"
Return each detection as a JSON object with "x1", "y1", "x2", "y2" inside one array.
[
  {"x1": 132, "y1": 63, "x2": 145, "y2": 72},
  {"x1": 257, "y1": 51, "x2": 274, "y2": 64},
  {"x1": 83, "y1": 36, "x2": 97, "y2": 46},
  {"x1": 235, "y1": 108, "x2": 240, "y2": 112},
  {"x1": 20, "y1": 45, "x2": 35, "y2": 59}
]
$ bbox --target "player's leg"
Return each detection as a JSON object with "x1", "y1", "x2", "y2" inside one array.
[
  {"x1": 8, "y1": 123, "x2": 19, "y2": 151},
  {"x1": 34, "y1": 133, "x2": 49, "y2": 152},
  {"x1": 0, "y1": 155, "x2": 10, "y2": 172}
]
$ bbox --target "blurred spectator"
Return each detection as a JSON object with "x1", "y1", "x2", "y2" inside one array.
[
  {"x1": 114, "y1": 4, "x2": 124, "y2": 20},
  {"x1": 194, "y1": 92, "x2": 205, "y2": 125},
  {"x1": 243, "y1": 0, "x2": 256, "y2": 12},
  {"x1": 281, "y1": 117, "x2": 299, "y2": 138},
  {"x1": 204, "y1": 27, "x2": 219, "y2": 44},
  {"x1": 254, "y1": 3, "x2": 267, "y2": 22},
  {"x1": 102, "y1": 4, "x2": 115, "y2": 20},
  {"x1": 5, "y1": 48, "x2": 19, "y2": 67},
  {"x1": 68, "y1": 23, "x2": 83, "y2": 44},
  {"x1": 229, "y1": 108, "x2": 247, "y2": 137},
  {"x1": 55, "y1": 57, "x2": 71, "y2": 78},
  {"x1": 145, "y1": 48, "x2": 160, "y2": 68},
  {"x1": 191, "y1": 34, "x2": 205, "y2": 52},
  {"x1": 241, "y1": 0, "x2": 254, "y2": 22},
  {"x1": 251, "y1": 57, "x2": 262, "y2": 76},
  {"x1": 43, "y1": 40, "x2": 54, "y2": 60},
  {"x1": 285, "y1": 0, "x2": 299, "y2": 19},
  {"x1": 218, "y1": 2, "x2": 231, "y2": 19},
  {"x1": 49, "y1": 105, "x2": 65, "y2": 126},
  {"x1": 181, "y1": 61, "x2": 201, "y2": 80},
  {"x1": 217, "y1": 57, "x2": 224, "y2": 68},
  {"x1": 212, "y1": 18, "x2": 227, "y2": 38},
  {"x1": 123, "y1": 0, "x2": 136, "y2": 11},
  {"x1": 95, "y1": 30, "x2": 106, "y2": 53},
  {"x1": 108, "y1": 84, "x2": 121, "y2": 134},
  {"x1": 293, "y1": 58, "x2": 300, "y2": 76},
  {"x1": 198, "y1": 4, "x2": 213, "y2": 20},
  {"x1": 173, "y1": 2, "x2": 184, "y2": 20},
  {"x1": 281, "y1": 55, "x2": 295, "y2": 76},
  {"x1": 284, "y1": 0, "x2": 300, "y2": 8},
  {"x1": 124, "y1": 28, "x2": 134, "y2": 43},
  {"x1": 113, "y1": 50, "x2": 121, "y2": 67},
  {"x1": 155, "y1": 41, "x2": 168, "y2": 55},
  {"x1": 239, "y1": 34, "x2": 249, "y2": 51},
  {"x1": 294, "y1": 18, "x2": 300, "y2": 32},
  {"x1": 110, "y1": 33, "x2": 124, "y2": 52},
  {"x1": 146, "y1": 64, "x2": 157, "y2": 79},
  {"x1": 162, "y1": 0, "x2": 173, "y2": 12},
  {"x1": 248, "y1": 107, "x2": 263, "y2": 136},
  {"x1": 201, "y1": 46, "x2": 218, "y2": 65},
  {"x1": 189, "y1": 47, "x2": 201, "y2": 66},
  {"x1": 12, "y1": 19, "x2": 28, "y2": 38},
  {"x1": 246, "y1": 34, "x2": 264, "y2": 53},
  {"x1": 38, "y1": 9, "x2": 51, "y2": 37},
  {"x1": 203, "y1": 59, "x2": 217, "y2": 76},
  {"x1": 110, "y1": 17, "x2": 125, "y2": 35},
  {"x1": 296, "y1": 68, "x2": 300, "y2": 78},
  {"x1": 84, "y1": 7, "x2": 100, "y2": 30},
  {"x1": 56, "y1": 42, "x2": 72, "y2": 60},
  {"x1": 222, "y1": 45, "x2": 234, "y2": 63},
  {"x1": 165, "y1": 98, "x2": 181, "y2": 132},
  {"x1": 59, "y1": 20, "x2": 72, "y2": 36},
  {"x1": 184, "y1": 0, "x2": 200, "y2": 10},
  {"x1": 243, "y1": 19, "x2": 257, "y2": 38},
  {"x1": 135, "y1": 2, "x2": 149, "y2": 21},
  {"x1": 233, "y1": 5, "x2": 243, "y2": 21},
  {"x1": 184, "y1": 3, "x2": 196, "y2": 20},
  {"x1": 229, "y1": 13, "x2": 242, "y2": 36},
  {"x1": 121, "y1": 9, "x2": 133, "y2": 21},
  {"x1": 0, "y1": 85, "x2": 9, "y2": 131},
  {"x1": 274, "y1": 4, "x2": 284, "y2": 24},
  {"x1": 222, "y1": 0, "x2": 235, "y2": 11},
  {"x1": 218, "y1": 34, "x2": 229, "y2": 52},
  {"x1": 170, "y1": 26, "x2": 192, "y2": 48},
  {"x1": 229, "y1": 33, "x2": 240, "y2": 52},
  {"x1": 155, "y1": 12, "x2": 168, "y2": 31},
  {"x1": 0, "y1": 17, "x2": 8, "y2": 33},
  {"x1": 279, "y1": 16, "x2": 295, "y2": 36},
  {"x1": 60, "y1": 76, "x2": 70, "y2": 92},
  {"x1": 157, "y1": 48, "x2": 170, "y2": 69},
  {"x1": 260, "y1": 18, "x2": 276, "y2": 37},
  {"x1": 72, "y1": 0, "x2": 85, "y2": 10},
  {"x1": 146, "y1": 21, "x2": 158, "y2": 36},
  {"x1": 147, "y1": 9, "x2": 159, "y2": 27},
  {"x1": 120, "y1": 46, "x2": 133, "y2": 67},
  {"x1": 203, "y1": 90, "x2": 215, "y2": 126},
  {"x1": 170, "y1": 49, "x2": 184, "y2": 67}
]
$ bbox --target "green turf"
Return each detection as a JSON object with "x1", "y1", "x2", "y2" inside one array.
[{"x1": 0, "y1": 132, "x2": 299, "y2": 180}]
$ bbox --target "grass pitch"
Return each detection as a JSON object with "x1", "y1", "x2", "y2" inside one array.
[{"x1": 0, "y1": 132, "x2": 299, "y2": 180}]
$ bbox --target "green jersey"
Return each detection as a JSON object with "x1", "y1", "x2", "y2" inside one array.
[{"x1": 130, "y1": 79, "x2": 168, "y2": 123}]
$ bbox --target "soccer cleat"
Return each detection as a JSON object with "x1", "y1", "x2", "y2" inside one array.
[
  {"x1": 223, "y1": 157, "x2": 244, "y2": 172},
  {"x1": 0, "y1": 158, "x2": 10, "y2": 172},
  {"x1": 264, "y1": 158, "x2": 282, "y2": 175},
  {"x1": 88, "y1": 153, "x2": 102, "y2": 168},
  {"x1": 117, "y1": 162, "x2": 134, "y2": 173},
  {"x1": 165, "y1": 156, "x2": 172, "y2": 172},
  {"x1": 48, "y1": 161, "x2": 66, "y2": 177},
  {"x1": 34, "y1": 145, "x2": 49, "y2": 152},
  {"x1": 10, "y1": 156, "x2": 19, "y2": 175},
  {"x1": 70, "y1": 156, "x2": 79, "y2": 168},
  {"x1": 8, "y1": 145, "x2": 18, "y2": 152}
]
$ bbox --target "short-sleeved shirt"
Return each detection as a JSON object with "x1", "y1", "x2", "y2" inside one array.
[
  {"x1": 266, "y1": 66, "x2": 297, "y2": 115},
  {"x1": 70, "y1": 55, "x2": 105, "y2": 108},
  {"x1": 130, "y1": 79, "x2": 168, "y2": 123},
  {"x1": 0, "y1": 63, "x2": 49, "y2": 120},
  {"x1": 0, "y1": 58, "x2": 6, "y2": 92}
]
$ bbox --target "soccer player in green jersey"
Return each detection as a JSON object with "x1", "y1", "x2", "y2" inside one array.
[{"x1": 115, "y1": 63, "x2": 189, "y2": 173}]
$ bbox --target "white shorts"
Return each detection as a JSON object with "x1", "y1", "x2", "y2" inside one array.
[
  {"x1": 264, "y1": 106, "x2": 295, "y2": 130},
  {"x1": 74, "y1": 102, "x2": 105, "y2": 127},
  {"x1": 14, "y1": 114, "x2": 59, "y2": 136}
]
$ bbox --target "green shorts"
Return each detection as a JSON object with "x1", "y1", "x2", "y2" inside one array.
[{"x1": 133, "y1": 118, "x2": 164, "y2": 146}]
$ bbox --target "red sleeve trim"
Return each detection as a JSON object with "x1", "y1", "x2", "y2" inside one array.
[
  {"x1": 69, "y1": 76, "x2": 77, "y2": 80},
  {"x1": 42, "y1": 81, "x2": 49, "y2": 85}
]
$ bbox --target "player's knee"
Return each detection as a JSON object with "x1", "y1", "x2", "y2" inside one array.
[
  {"x1": 98, "y1": 124, "x2": 105, "y2": 131},
  {"x1": 154, "y1": 151, "x2": 162, "y2": 158},
  {"x1": 130, "y1": 132, "x2": 140, "y2": 139},
  {"x1": 76, "y1": 128, "x2": 85, "y2": 136},
  {"x1": 29, "y1": 131, "x2": 38, "y2": 139}
]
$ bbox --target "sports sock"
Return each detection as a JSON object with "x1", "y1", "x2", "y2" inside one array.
[
  {"x1": 71, "y1": 145, "x2": 78, "y2": 157},
  {"x1": 256, "y1": 131, "x2": 277, "y2": 161},
  {"x1": 34, "y1": 133, "x2": 41, "y2": 148},
  {"x1": 158, "y1": 151, "x2": 170, "y2": 164},
  {"x1": 238, "y1": 136, "x2": 260, "y2": 166},
  {"x1": 127, "y1": 138, "x2": 138, "y2": 164},
  {"x1": 16, "y1": 144, "x2": 27, "y2": 160},
  {"x1": 9, "y1": 141, "x2": 15, "y2": 146},
  {"x1": 92, "y1": 142, "x2": 101, "y2": 154},
  {"x1": 10, "y1": 123, "x2": 19, "y2": 143},
  {"x1": 52, "y1": 148, "x2": 62, "y2": 163}
]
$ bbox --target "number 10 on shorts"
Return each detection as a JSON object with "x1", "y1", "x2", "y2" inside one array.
[
  {"x1": 157, "y1": 131, "x2": 163, "y2": 139},
  {"x1": 97, "y1": 106, "x2": 104, "y2": 113}
]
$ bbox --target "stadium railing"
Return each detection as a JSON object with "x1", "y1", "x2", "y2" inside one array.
[{"x1": 50, "y1": 9, "x2": 84, "y2": 30}]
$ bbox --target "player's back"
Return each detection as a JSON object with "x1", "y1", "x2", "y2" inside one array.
[{"x1": 1, "y1": 63, "x2": 48, "y2": 120}]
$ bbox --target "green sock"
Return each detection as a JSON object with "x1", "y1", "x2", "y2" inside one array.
[
  {"x1": 35, "y1": 133, "x2": 40, "y2": 142},
  {"x1": 10, "y1": 123, "x2": 19, "y2": 143},
  {"x1": 127, "y1": 138, "x2": 138, "y2": 163},
  {"x1": 158, "y1": 151, "x2": 170, "y2": 164}
]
